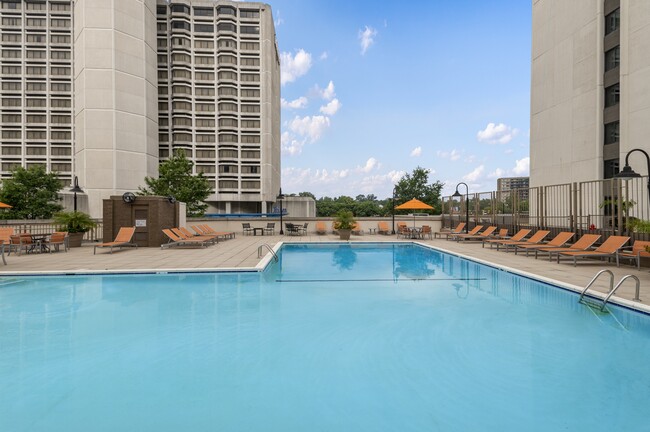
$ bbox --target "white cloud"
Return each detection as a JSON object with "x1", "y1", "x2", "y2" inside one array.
[
  {"x1": 436, "y1": 149, "x2": 461, "y2": 161},
  {"x1": 410, "y1": 147, "x2": 422, "y2": 157},
  {"x1": 487, "y1": 168, "x2": 506, "y2": 179},
  {"x1": 319, "y1": 98, "x2": 341, "y2": 115},
  {"x1": 356, "y1": 157, "x2": 381, "y2": 173},
  {"x1": 281, "y1": 97, "x2": 308, "y2": 109},
  {"x1": 463, "y1": 165, "x2": 485, "y2": 183},
  {"x1": 477, "y1": 122, "x2": 519, "y2": 144},
  {"x1": 512, "y1": 157, "x2": 530, "y2": 175},
  {"x1": 316, "y1": 81, "x2": 336, "y2": 100},
  {"x1": 289, "y1": 115, "x2": 331, "y2": 143},
  {"x1": 504, "y1": 148, "x2": 514, "y2": 155},
  {"x1": 359, "y1": 26, "x2": 377, "y2": 55},
  {"x1": 320, "y1": 51, "x2": 328, "y2": 60},
  {"x1": 281, "y1": 132, "x2": 305, "y2": 156},
  {"x1": 274, "y1": 10, "x2": 284, "y2": 27},
  {"x1": 280, "y1": 49, "x2": 312, "y2": 85}
]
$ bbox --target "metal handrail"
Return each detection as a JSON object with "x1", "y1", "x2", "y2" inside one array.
[
  {"x1": 601, "y1": 275, "x2": 641, "y2": 311},
  {"x1": 579, "y1": 269, "x2": 614, "y2": 302},
  {"x1": 257, "y1": 243, "x2": 278, "y2": 262}
]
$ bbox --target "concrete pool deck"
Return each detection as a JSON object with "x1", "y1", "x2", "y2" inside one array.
[{"x1": 1, "y1": 232, "x2": 648, "y2": 308}]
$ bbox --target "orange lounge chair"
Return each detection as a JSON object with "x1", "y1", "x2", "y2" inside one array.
[
  {"x1": 494, "y1": 228, "x2": 509, "y2": 239},
  {"x1": 535, "y1": 234, "x2": 601, "y2": 260},
  {"x1": 455, "y1": 226, "x2": 497, "y2": 242},
  {"x1": 377, "y1": 222, "x2": 391, "y2": 235},
  {"x1": 497, "y1": 230, "x2": 551, "y2": 252},
  {"x1": 618, "y1": 240, "x2": 650, "y2": 269},
  {"x1": 172, "y1": 228, "x2": 217, "y2": 245},
  {"x1": 199, "y1": 225, "x2": 236, "y2": 240},
  {"x1": 513, "y1": 231, "x2": 575, "y2": 256},
  {"x1": 557, "y1": 235, "x2": 630, "y2": 266},
  {"x1": 179, "y1": 226, "x2": 218, "y2": 243},
  {"x1": 161, "y1": 229, "x2": 210, "y2": 248},
  {"x1": 435, "y1": 222, "x2": 467, "y2": 239},
  {"x1": 448, "y1": 225, "x2": 483, "y2": 241},
  {"x1": 352, "y1": 222, "x2": 363, "y2": 235},
  {"x1": 483, "y1": 229, "x2": 531, "y2": 249},
  {"x1": 94, "y1": 227, "x2": 137, "y2": 255},
  {"x1": 316, "y1": 221, "x2": 327, "y2": 235}
]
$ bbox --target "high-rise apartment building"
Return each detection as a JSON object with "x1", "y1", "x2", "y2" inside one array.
[
  {"x1": 497, "y1": 176, "x2": 529, "y2": 201},
  {"x1": 0, "y1": 0, "x2": 280, "y2": 217},
  {"x1": 530, "y1": 0, "x2": 650, "y2": 188}
]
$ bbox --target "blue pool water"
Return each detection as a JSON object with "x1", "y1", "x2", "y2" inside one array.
[{"x1": 1, "y1": 243, "x2": 650, "y2": 431}]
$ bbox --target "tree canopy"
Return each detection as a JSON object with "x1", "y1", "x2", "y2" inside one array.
[
  {"x1": 393, "y1": 167, "x2": 443, "y2": 214},
  {"x1": 138, "y1": 150, "x2": 211, "y2": 217},
  {"x1": 0, "y1": 165, "x2": 63, "y2": 219}
]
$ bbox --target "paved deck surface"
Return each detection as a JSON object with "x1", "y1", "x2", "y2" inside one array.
[{"x1": 2, "y1": 232, "x2": 648, "y2": 308}]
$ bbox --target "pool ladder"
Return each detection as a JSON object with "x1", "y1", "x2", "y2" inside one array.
[
  {"x1": 579, "y1": 269, "x2": 641, "y2": 311},
  {"x1": 257, "y1": 243, "x2": 278, "y2": 262}
]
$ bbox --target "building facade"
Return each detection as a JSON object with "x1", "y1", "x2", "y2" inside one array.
[
  {"x1": 530, "y1": 0, "x2": 650, "y2": 187},
  {"x1": 0, "y1": 0, "x2": 280, "y2": 217},
  {"x1": 496, "y1": 176, "x2": 529, "y2": 201}
]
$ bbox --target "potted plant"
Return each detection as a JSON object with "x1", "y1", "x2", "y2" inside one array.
[
  {"x1": 333, "y1": 210, "x2": 356, "y2": 240},
  {"x1": 53, "y1": 211, "x2": 97, "y2": 247}
]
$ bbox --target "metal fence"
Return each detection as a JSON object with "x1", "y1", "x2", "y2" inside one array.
[
  {"x1": 441, "y1": 176, "x2": 650, "y2": 242},
  {"x1": 0, "y1": 219, "x2": 103, "y2": 242}
]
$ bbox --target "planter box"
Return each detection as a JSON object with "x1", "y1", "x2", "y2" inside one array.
[{"x1": 67, "y1": 232, "x2": 84, "y2": 248}]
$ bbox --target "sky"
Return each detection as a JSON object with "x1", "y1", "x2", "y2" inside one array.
[{"x1": 271, "y1": 0, "x2": 532, "y2": 199}]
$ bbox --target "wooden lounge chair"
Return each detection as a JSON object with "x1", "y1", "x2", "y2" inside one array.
[
  {"x1": 618, "y1": 240, "x2": 650, "y2": 269},
  {"x1": 316, "y1": 221, "x2": 327, "y2": 235},
  {"x1": 448, "y1": 225, "x2": 483, "y2": 241},
  {"x1": 178, "y1": 226, "x2": 218, "y2": 243},
  {"x1": 494, "y1": 228, "x2": 509, "y2": 239},
  {"x1": 513, "y1": 231, "x2": 575, "y2": 256},
  {"x1": 535, "y1": 234, "x2": 601, "y2": 260},
  {"x1": 482, "y1": 229, "x2": 531, "y2": 249},
  {"x1": 455, "y1": 226, "x2": 497, "y2": 242},
  {"x1": 172, "y1": 227, "x2": 217, "y2": 244},
  {"x1": 557, "y1": 235, "x2": 630, "y2": 266},
  {"x1": 161, "y1": 229, "x2": 210, "y2": 248},
  {"x1": 497, "y1": 230, "x2": 551, "y2": 252},
  {"x1": 434, "y1": 222, "x2": 466, "y2": 239},
  {"x1": 198, "y1": 225, "x2": 235, "y2": 240},
  {"x1": 377, "y1": 222, "x2": 391, "y2": 235},
  {"x1": 94, "y1": 227, "x2": 137, "y2": 255}
]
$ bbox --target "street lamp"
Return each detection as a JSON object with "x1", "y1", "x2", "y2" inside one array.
[
  {"x1": 452, "y1": 182, "x2": 469, "y2": 233},
  {"x1": 70, "y1": 176, "x2": 84, "y2": 212},
  {"x1": 277, "y1": 188, "x2": 285, "y2": 235},
  {"x1": 391, "y1": 185, "x2": 397, "y2": 235},
  {"x1": 615, "y1": 148, "x2": 650, "y2": 205}
]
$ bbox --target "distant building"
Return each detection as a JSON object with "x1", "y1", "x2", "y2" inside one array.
[{"x1": 497, "y1": 176, "x2": 529, "y2": 201}]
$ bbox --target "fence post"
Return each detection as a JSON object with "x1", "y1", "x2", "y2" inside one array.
[
  {"x1": 572, "y1": 182, "x2": 578, "y2": 233},
  {"x1": 617, "y1": 179, "x2": 623, "y2": 236}
]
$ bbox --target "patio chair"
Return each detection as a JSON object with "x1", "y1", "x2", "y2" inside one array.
[
  {"x1": 242, "y1": 223, "x2": 253, "y2": 236},
  {"x1": 496, "y1": 230, "x2": 551, "y2": 252},
  {"x1": 482, "y1": 229, "x2": 531, "y2": 249},
  {"x1": 316, "y1": 221, "x2": 327, "y2": 235},
  {"x1": 557, "y1": 235, "x2": 630, "y2": 266},
  {"x1": 618, "y1": 240, "x2": 650, "y2": 269},
  {"x1": 298, "y1": 222, "x2": 309, "y2": 235},
  {"x1": 161, "y1": 229, "x2": 210, "y2": 248},
  {"x1": 352, "y1": 222, "x2": 363, "y2": 235},
  {"x1": 0, "y1": 227, "x2": 14, "y2": 245},
  {"x1": 8, "y1": 233, "x2": 33, "y2": 256},
  {"x1": 45, "y1": 231, "x2": 68, "y2": 253},
  {"x1": 448, "y1": 225, "x2": 483, "y2": 241},
  {"x1": 535, "y1": 234, "x2": 601, "y2": 260},
  {"x1": 512, "y1": 231, "x2": 575, "y2": 256},
  {"x1": 377, "y1": 222, "x2": 391, "y2": 235},
  {"x1": 434, "y1": 222, "x2": 466, "y2": 239},
  {"x1": 264, "y1": 222, "x2": 276, "y2": 235},
  {"x1": 397, "y1": 224, "x2": 410, "y2": 239},
  {"x1": 455, "y1": 226, "x2": 497, "y2": 242},
  {"x1": 420, "y1": 225, "x2": 433, "y2": 240},
  {"x1": 94, "y1": 227, "x2": 137, "y2": 255},
  {"x1": 285, "y1": 223, "x2": 301, "y2": 236}
]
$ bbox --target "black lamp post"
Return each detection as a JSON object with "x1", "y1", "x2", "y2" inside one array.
[
  {"x1": 615, "y1": 148, "x2": 650, "y2": 205},
  {"x1": 452, "y1": 182, "x2": 469, "y2": 233},
  {"x1": 70, "y1": 176, "x2": 84, "y2": 212},
  {"x1": 277, "y1": 188, "x2": 285, "y2": 235},
  {"x1": 391, "y1": 185, "x2": 397, "y2": 235}
]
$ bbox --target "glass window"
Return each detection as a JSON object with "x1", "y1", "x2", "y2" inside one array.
[
  {"x1": 171, "y1": 5, "x2": 189, "y2": 14},
  {"x1": 194, "y1": 7, "x2": 213, "y2": 17},
  {"x1": 241, "y1": 42, "x2": 259, "y2": 51},
  {"x1": 240, "y1": 26, "x2": 260, "y2": 35},
  {"x1": 605, "y1": 9, "x2": 620, "y2": 35},
  {"x1": 171, "y1": 21, "x2": 190, "y2": 31},
  {"x1": 217, "y1": 6, "x2": 236, "y2": 16},
  {"x1": 605, "y1": 46, "x2": 620, "y2": 71},
  {"x1": 604, "y1": 121, "x2": 619, "y2": 145},
  {"x1": 605, "y1": 83, "x2": 620, "y2": 108},
  {"x1": 156, "y1": 6, "x2": 166, "y2": 15},
  {"x1": 240, "y1": 10, "x2": 260, "y2": 19},
  {"x1": 217, "y1": 23, "x2": 236, "y2": 32},
  {"x1": 604, "y1": 159, "x2": 619, "y2": 179},
  {"x1": 194, "y1": 24, "x2": 214, "y2": 33}
]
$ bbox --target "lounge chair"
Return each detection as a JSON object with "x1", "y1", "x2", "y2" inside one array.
[
  {"x1": 495, "y1": 230, "x2": 551, "y2": 252},
  {"x1": 434, "y1": 222, "x2": 466, "y2": 239},
  {"x1": 448, "y1": 225, "x2": 483, "y2": 241},
  {"x1": 512, "y1": 231, "x2": 575, "y2": 256},
  {"x1": 557, "y1": 235, "x2": 630, "y2": 266},
  {"x1": 618, "y1": 240, "x2": 650, "y2": 269},
  {"x1": 535, "y1": 234, "x2": 601, "y2": 260},
  {"x1": 352, "y1": 222, "x2": 363, "y2": 235},
  {"x1": 172, "y1": 227, "x2": 217, "y2": 244},
  {"x1": 45, "y1": 231, "x2": 68, "y2": 253},
  {"x1": 494, "y1": 228, "x2": 509, "y2": 239},
  {"x1": 377, "y1": 222, "x2": 391, "y2": 235},
  {"x1": 455, "y1": 226, "x2": 497, "y2": 242},
  {"x1": 94, "y1": 227, "x2": 137, "y2": 255},
  {"x1": 198, "y1": 225, "x2": 235, "y2": 240},
  {"x1": 316, "y1": 221, "x2": 327, "y2": 235},
  {"x1": 161, "y1": 229, "x2": 210, "y2": 248},
  {"x1": 482, "y1": 229, "x2": 531, "y2": 249}
]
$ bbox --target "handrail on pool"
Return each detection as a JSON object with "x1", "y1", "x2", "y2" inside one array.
[{"x1": 258, "y1": 244, "x2": 278, "y2": 262}]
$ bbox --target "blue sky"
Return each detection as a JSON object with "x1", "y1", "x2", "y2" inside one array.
[{"x1": 272, "y1": 0, "x2": 532, "y2": 199}]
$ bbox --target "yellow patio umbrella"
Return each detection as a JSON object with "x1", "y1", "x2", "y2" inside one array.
[
  {"x1": 0, "y1": 202, "x2": 11, "y2": 209},
  {"x1": 395, "y1": 198, "x2": 434, "y2": 228}
]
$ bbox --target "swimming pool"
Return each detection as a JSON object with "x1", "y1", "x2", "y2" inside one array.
[{"x1": 1, "y1": 243, "x2": 649, "y2": 431}]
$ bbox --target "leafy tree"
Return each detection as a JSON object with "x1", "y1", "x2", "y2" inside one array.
[
  {"x1": 393, "y1": 167, "x2": 444, "y2": 214},
  {"x1": 0, "y1": 165, "x2": 63, "y2": 219},
  {"x1": 138, "y1": 150, "x2": 211, "y2": 217},
  {"x1": 298, "y1": 191, "x2": 316, "y2": 200}
]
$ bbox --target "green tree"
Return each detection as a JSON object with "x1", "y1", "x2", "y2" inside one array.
[
  {"x1": 138, "y1": 150, "x2": 211, "y2": 217},
  {"x1": 393, "y1": 166, "x2": 444, "y2": 214},
  {"x1": 0, "y1": 165, "x2": 63, "y2": 219},
  {"x1": 298, "y1": 191, "x2": 316, "y2": 200}
]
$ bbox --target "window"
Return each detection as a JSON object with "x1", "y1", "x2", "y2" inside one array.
[
  {"x1": 241, "y1": 104, "x2": 260, "y2": 113},
  {"x1": 159, "y1": 133, "x2": 169, "y2": 142},
  {"x1": 26, "y1": 66, "x2": 46, "y2": 75},
  {"x1": 1, "y1": 147, "x2": 21, "y2": 156},
  {"x1": 195, "y1": 56, "x2": 214, "y2": 65},
  {"x1": 194, "y1": 7, "x2": 213, "y2": 17},
  {"x1": 241, "y1": 73, "x2": 259, "y2": 82},
  {"x1": 171, "y1": 21, "x2": 190, "y2": 31},
  {"x1": 196, "y1": 149, "x2": 215, "y2": 158},
  {"x1": 51, "y1": 131, "x2": 71, "y2": 140},
  {"x1": 51, "y1": 99, "x2": 71, "y2": 108},
  {"x1": 240, "y1": 42, "x2": 259, "y2": 51},
  {"x1": 51, "y1": 147, "x2": 71, "y2": 156},
  {"x1": 240, "y1": 26, "x2": 260, "y2": 35},
  {"x1": 2, "y1": 81, "x2": 21, "y2": 91},
  {"x1": 51, "y1": 163, "x2": 71, "y2": 172},
  {"x1": 219, "y1": 133, "x2": 238, "y2": 143},
  {"x1": 240, "y1": 10, "x2": 260, "y2": 19},
  {"x1": 159, "y1": 148, "x2": 169, "y2": 158},
  {"x1": 172, "y1": 85, "x2": 191, "y2": 95},
  {"x1": 157, "y1": 6, "x2": 166, "y2": 15},
  {"x1": 241, "y1": 150, "x2": 260, "y2": 159},
  {"x1": 50, "y1": 19, "x2": 70, "y2": 28},
  {"x1": 241, "y1": 181, "x2": 260, "y2": 189},
  {"x1": 196, "y1": 135, "x2": 215, "y2": 143},
  {"x1": 195, "y1": 87, "x2": 215, "y2": 96},
  {"x1": 218, "y1": 39, "x2": 237, "y2": 49},
  {"x1": 241, "y1": 165, "x2": 259, "y2": 174},
  {"x1": 604, "y1": 159, "x2": 619, "y2": 179},
  {"x1": 2, "y1": 17, "x2": 21, "y2": 26},
  {"x1": 50, "y1": 50, "x2": 71, "y2": 60},
  {"x1": 27, "y1": 147, "x2": 47, "y2": 156},
  {"x1": 2, "y1": 49, "x2": 20, "y2": 58},
  {"x1": 1, "y1": 130, "x2": 20, "y2": 138},
  {"x1": 219, "y1": 180, "x2": 238, "y2": 189},
  {"x1": 219, "y1": 103, "x2": 237, "y2": 112},
  {"x1": 173, "y1": 133, "x2": 192, "y2": 142},
  {"x1": 195, "y1": 40, "x2": 214, "y2": 49},
  {"x1": 157, "y1": 23, "x2": 167, "y2": 32},
  {"x1": 605, "y1": 83, "x2": 620, "y2": 108},
  {"x1": 2, "y1": 33, "x2": 21, "y2": 43},
  {"x1": 26, "y1": 114, "x2": 46, "y2": 123},
  {"x1": 2, "y1": 98, "x2": 20, "y2": 107},
  {"x1": 172, "y1": 53, "x2": 190, "y2": 63},
  {"x1": 604, "y1": 121, "x2": 619, "y2": 145},
  {"x1": 51, "y1": 66, "x2": 70, "y2": 76},
  {"x1": 218, "y1": 55, "x2": 237, "y2": 65},
  {"x1": 218, "y1": 87, "x2": 237, "y2": 97},
  {"x1": 241, "y1": 88, "x2": 260, "y2": 98},
  {"x1": 157, "y1": 39, "x2": 167, "y2": 48},
  {"x1": 172, "y1": 69, "x2": 191, "y2": 79},
  {"x1": 217, "y1": 6, "x2": 236, "y2": 16},
  {"x1": 195, "y1": 71, "x2": 214, "y2": 81},
  {"x1": 241, "y1": 120, "x2": 260, "y2": 128},
  {"x1": 25, "y1": 98, "x2": 46, "y2": 107},
  {"x1": 158, "y1": 102, "x2": 168, "y2": 111},
  {"x1": 241, "y1": 58, "x2": 260, "y2": 66},
  {"x1": 26, "y1": 131, "x2": 46, "y2": 139},
  {"x1": 605, "y1": 9, "x2": 620, "y2": 35},
  {"x1": 218, "y1": 165, "x2": 238, "y2": 173},
  {"x1": 27, "y1": 82, "x2": 46, "y2": 91},
  {"x1": 219, "y1": 149, "x2": 238, "y2": 158},
  {"x1": 219, "y1": 118, "x2": 238, "y2": 128},
  {"x1": 172, "y1": 101, "x2": 191, "y2": 111},
  {"x1": 217, "y1": 23, "x2": 236, "y2": 32},
  {"x1": 26, "y1": 18, "x2": 46, "y2": 27},
  {"x1": 241, "y1": 135, "x2": 260, "y2": 143},
  {"x1": 51, "y1": 115, "x2": 71, "y2": 124},
  {"x1": 218, "y1": 71, "x2": 237, "y2": 80},
  {"x1": 194, "y1": 24, "x2": 214, "y2": 33},
  {"x1": 196, "y1": 103, "x2": 214, "y2": 112},
  {"x1": 605, "y1": 46, "x2": 620, "y2": 71},
  {"x1": 1, "y1": 1, "x2": 20, "y2": 10},
  {"x1": 1, "y1": 65, "x2": 20, "y2": 74},
  {"x1": 27, "y1": 34, "x2": 46, "y2": 43},
  {"x1": 26, "y1": 2, "x2": 45, "y2": 11},
  {"x1": 171, "y1": 4, "x2": 189, "y2": 14},
  {"x1": 197, "y1": 165, "x2": 216, "y2": 174},
  {"x1": 50, "y1": 2, "x2": 70, "y2": 12},
  {"x1": 172, "y1": 117, "x2": 192, "y2": 127},
  {"x1": 2, "y1": 162, "x2": 21, "y2": 171},
  {"x1": 196, "y1": 118, "x2": 215, "y2": 127},
  {"x1": 50, "y1": 34, "x2": 70, "y2": 44}
]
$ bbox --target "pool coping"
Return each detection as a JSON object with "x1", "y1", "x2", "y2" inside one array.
[{"x1": 2, "y1": 240, "x2": 648, "y2": 315}]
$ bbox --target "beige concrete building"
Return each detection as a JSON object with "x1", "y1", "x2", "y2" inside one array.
[
  {"x1": 0, "y1": 0, "x2": 280, "y2": 217},
  {"x1": 530, "y1": 0, "x2": 650, "y2": 187}
]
